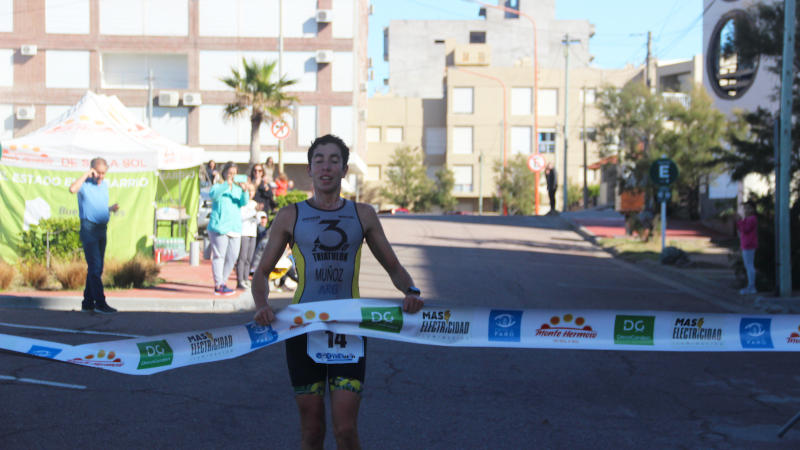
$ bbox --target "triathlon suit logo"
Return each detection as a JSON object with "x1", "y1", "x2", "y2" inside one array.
[{"x1": 293, "y1": 200, "x2": 364, "y2": 302}]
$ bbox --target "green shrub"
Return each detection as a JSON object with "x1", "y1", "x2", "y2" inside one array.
[
  {"x1": 18, "y1": 217, "x2": 82, "y2": 263},
  {"x1": 275, "y1": 190, "x2": 308, "y2": 209}
]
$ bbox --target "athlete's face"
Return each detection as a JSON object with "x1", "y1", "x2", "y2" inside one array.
[{"x1": 308, "y1": 143, "x2": 348, "y2": 193}]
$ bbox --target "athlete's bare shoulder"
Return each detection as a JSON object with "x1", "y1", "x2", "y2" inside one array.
[{"x1": 354, "y1": 201, "x2": 379, "y2": 226}]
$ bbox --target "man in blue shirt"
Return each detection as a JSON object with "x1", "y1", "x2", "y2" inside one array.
[{"x1": 69, "y1": 157, "x2": 119, "y2": 314}]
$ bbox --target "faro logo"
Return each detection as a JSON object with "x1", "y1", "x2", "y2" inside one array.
[
  {"x1": 614, "y1": 315, "x2": 655, "y2": 345},
  {"x1": 136, "y1": 339, "x2": 174, "y2": 369},
  {"x1": 359, "y1": 306, "x2": 403, "y2": 333}
]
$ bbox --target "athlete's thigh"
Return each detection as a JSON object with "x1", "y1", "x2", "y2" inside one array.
[{"x1": 285, "y1": 334, "x2": 327, "y2": 394}]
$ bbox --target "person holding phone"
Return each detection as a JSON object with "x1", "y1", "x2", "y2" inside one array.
[
  {"x1": 69, "y1": 157, "x2": 119, "y2": 314},
  {"x1": 208, "y1": 162, "x2": 249, "y2": 296}
]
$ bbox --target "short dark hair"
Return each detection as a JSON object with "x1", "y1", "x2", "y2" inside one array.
[
  {"x1": 307, "y1": 134, "x2": 349, "y2": 168},
  {"x1": 221, "y1": 161, "x2": 236, "y2": 180}
]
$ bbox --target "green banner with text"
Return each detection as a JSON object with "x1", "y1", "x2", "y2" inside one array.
[
  {"x1": 155, "y1": 167, "x2": 200, "y2": 247},
  {"x1": 0, "y1": 165, "x2": 157, "y2": 264}
]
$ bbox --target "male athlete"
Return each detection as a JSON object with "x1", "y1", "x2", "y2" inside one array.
[{"x1": 252, "y1": 134, "x2": 423, "y2": 450}]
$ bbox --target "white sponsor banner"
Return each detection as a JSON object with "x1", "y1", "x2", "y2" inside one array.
[{"x1": 2, "y1": 299, "x2": 800, "y2": 376}]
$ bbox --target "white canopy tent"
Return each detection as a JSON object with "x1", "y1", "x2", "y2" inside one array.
[{"x1": 0, "y1": 91, "x2": 205, "y2": 263}]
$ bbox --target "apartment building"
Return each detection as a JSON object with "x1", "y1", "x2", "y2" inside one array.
[
  {"x1": 0, "y1": 0, "x2": 369, "y2": 190},
  {"x1": 367, "y1": 0, "x2": 641, "y2": 212}
]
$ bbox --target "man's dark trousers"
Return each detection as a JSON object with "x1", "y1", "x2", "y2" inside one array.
[{"x1": 81, "y1": 220, "x2": 107, "y2": 308}]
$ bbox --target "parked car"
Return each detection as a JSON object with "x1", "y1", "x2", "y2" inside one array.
[{"x1": 378, "y1": 207, "x2": 409, "y2": 215}]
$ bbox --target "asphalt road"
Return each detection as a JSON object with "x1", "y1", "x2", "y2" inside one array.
[{"x1": 2, "y1": 215, "x2": 799, "y2": 448}]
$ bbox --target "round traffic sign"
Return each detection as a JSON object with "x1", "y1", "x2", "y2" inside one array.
[
  {"x1": 650, "y1": 158, "x2": 678, "y2": 185},
  {"x1": 527, "y1": 154, "x2": 546, "y2": 173},
  {"x1": 271, "y1": 120, "x2": 291, "y2": 141}
]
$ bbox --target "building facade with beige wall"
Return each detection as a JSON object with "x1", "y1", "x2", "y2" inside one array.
[
  {"x1": 0, "y1": 0, "x2": 369, "y2": 191},
  {"x1": 366, "y1": 54, "x2": 640, "y2": 212}
]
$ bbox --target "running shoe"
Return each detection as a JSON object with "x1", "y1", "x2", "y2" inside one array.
[
  {"x1": 215, "y1": 285, "x2": 235, "y2": 296},
  {"x1": 94, "y1": 303, "x2": 117, "y2": 314},
  {"x1": 81, "y1": 300, "x2": 95, "y2": 312}
]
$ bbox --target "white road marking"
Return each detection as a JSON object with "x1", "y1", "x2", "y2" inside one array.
[
  {"x1": 0, "y1": 375, "x2": 86, "y2": 390},
  {"x1": 0, "y1": 322, "x2": 142, "y2": 338},
  {"x1": 556, "y1": 282, "x2": 681, "y2": 293}
]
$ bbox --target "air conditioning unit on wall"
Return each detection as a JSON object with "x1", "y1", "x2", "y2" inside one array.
[
  {"x1": 16, "y1": 105, "x2": 35, "y2": 120},
  {"x1": 158, "y1": 91, "x2": 179, "y2": 107},
  {"x1": 316, "y1": 9, "x2": 332, "y2": 23},
  {"x1": 182, "y1": 92, "x2": 202, "y2": 106},
  {"x1": 315, "y1": 50, "x2": 334, "y2": 64},
  {"x1": 20, "y1": 45, "x2": 37, "y2": 56}
]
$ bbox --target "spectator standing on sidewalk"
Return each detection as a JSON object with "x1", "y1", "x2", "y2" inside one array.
[
  {"x1": 254, "y1": 172, "x2": 277, "y2": 213},
  {"x1": 736, "y1": 201, "x2": 759, "y2": 295},
  {"x1": 208, "y1": 162, "x2": 249, "y2": 296},
  {"x1": 274, "y1": 172, "x2": 289, "y2": 197},
  {"x1": 236, "y1": 183, "x2": 259, "y2": 289},
  {"x1": 545, "y1": 162, "x2": 558, "y2": 214},
  {"x1": 69, "y1": 157, "x2": 119, "y2": 314},
  {"x1": 264, "y1": 156, "x2": 276, "y2": 186}
]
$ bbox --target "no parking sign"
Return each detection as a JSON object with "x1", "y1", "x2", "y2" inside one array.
[
  {"x1": 271, "y1": 120, "x2": 291, "y2": 141},
  {"x1": 527, "y1": 154, "x2": 545, "y2": 173}
]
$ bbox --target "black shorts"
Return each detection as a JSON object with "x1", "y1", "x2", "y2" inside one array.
[{"x1": 285, "y1": 333, "x2": 367, "y2": 396}]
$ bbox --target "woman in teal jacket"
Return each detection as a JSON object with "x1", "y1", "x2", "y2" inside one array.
[{"x1": 208, "y1": 162, "x2": 249, "y2": 295}]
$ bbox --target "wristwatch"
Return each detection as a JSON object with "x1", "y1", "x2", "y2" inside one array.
[{"x1": 405, "y1": 286, "x2": 421, "y2": 296}]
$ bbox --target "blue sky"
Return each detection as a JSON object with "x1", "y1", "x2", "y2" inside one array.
[{"x1": 368, "y1": 0, "x2": 703, "y2": 95}]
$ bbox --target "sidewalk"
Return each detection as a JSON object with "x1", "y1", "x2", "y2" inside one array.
[
  {"x1": 0, "y1": 258, "x2": 293, "y2": 313},
  {"x1": 561, "y1": 207, "x2": 800, "y2": 314}
]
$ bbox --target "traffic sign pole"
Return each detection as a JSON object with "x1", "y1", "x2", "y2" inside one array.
[
  {"x1": 528, "y1": 153, "x2": 546, "y2": 216},
  {"x1": 650, "y1": 155, "x2": 679, "y2": 254}
]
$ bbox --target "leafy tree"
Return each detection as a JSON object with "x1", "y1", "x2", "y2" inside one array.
[
  {"x1": 494, "y1": 154, "x2": 536, "y2": 215},
  {"x1": 716, "y1": 2, "x2": 800, "y2": 287},
  {"x1": 221, "y1": 59, "x2": 298, "y2": 170},
  {"x1": 380, "y1": 146, "x2": 433, "y2": 211},
  {"x1": 717, "y1": 2, "x2": 800, "y2": 184},
  {"x1": 656, "y1": 86, "x2": 727, "y2": 219},
  {"x1": 595, "y1": 82, "x2": 664, "y2": 191},
  {"x1": 430, "y1": 167, "x2": 457, "y2": 212}
]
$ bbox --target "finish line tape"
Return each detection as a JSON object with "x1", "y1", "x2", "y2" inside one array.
[{"x1": 2, "y1": 298, "x2": 800, "y2": 376}]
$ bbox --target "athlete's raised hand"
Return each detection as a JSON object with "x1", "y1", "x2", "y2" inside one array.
[
  {"x1": 254, "y1": 305, "x2": 276, "y2": 326},
  {"x1": 403, "y1": 293, "x2": 424, "y2": 313}
]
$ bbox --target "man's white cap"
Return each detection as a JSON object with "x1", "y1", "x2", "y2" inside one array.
[{"x1": 256, "y1": 211, "x2": 267, "y2": 219}]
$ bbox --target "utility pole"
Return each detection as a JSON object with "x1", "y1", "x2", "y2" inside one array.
[
  {"x1": 582, "y1": 86, "x2": 588, "y2": 209},
  {"x1": 777, "y1": 0, "x2": 795, "y2": 296},
  {"x1": 478, "y1": 151, "x2": 484, "y2": 215},
  {"x1": 146, "y1": 69, "x2": 154, "y2": 127},
  {"x1": 646, "y1": 31, "x2": 652, "y2": 89},
  {"x1": 562, "y1": 34, "x2": 580, "y2": 211},
  {"x1": 277, "y1": 0, "x2": 285, "y2": 174}
]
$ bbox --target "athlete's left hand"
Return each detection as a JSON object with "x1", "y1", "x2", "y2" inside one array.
[{"x1": 403, "y1": 294, "x2": 424, "y2": 313}]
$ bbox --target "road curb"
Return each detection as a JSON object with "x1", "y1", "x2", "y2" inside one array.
[{"x1": 0, "y1": 292, "x2": 256, "y2": 313}]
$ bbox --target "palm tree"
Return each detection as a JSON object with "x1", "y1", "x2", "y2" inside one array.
[{"x1": 221, "y1": 58, "x2": 298, "y2": 170}]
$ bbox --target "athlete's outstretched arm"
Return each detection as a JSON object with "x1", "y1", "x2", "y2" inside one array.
[
  {"x1": 251, "y1": 205, "x2": 295, "y2": 325},
  {"x1": 357, "y1": 203, "x2": 424, "y2": 313}
]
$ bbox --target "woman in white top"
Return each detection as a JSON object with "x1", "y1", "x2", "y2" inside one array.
[{"x1": 236, "y1": 183, "x2": 259, "y2": 289}]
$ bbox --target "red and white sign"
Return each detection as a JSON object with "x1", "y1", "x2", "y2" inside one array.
[
  {"x1": 527, "y1": 154, "x2": 545, "y2": 173},
  {"x1": 271, "y1": 120, "x2": 291, "y2": 141}
]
